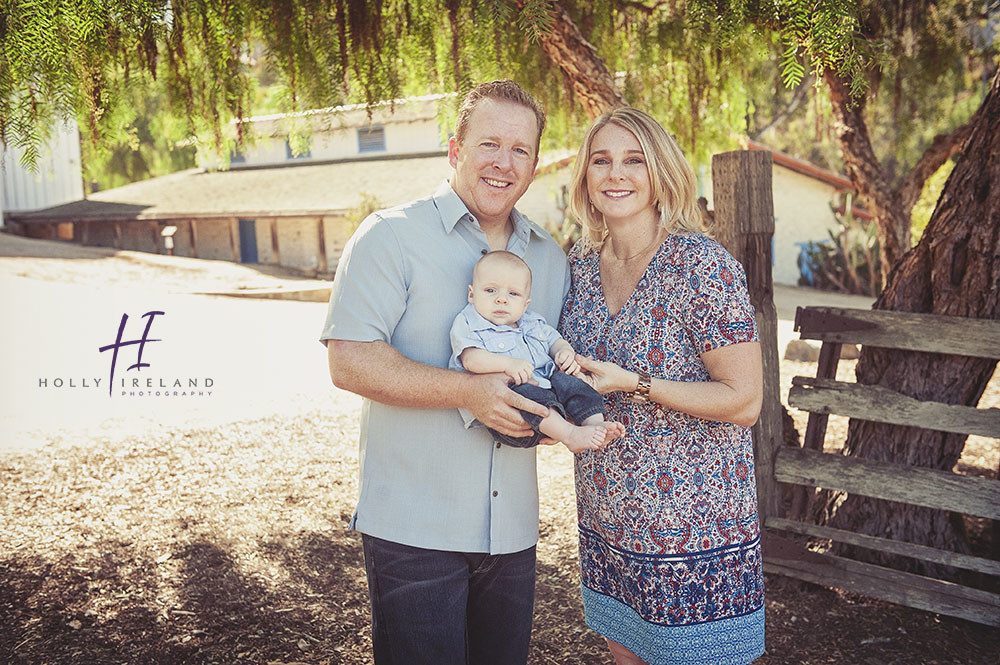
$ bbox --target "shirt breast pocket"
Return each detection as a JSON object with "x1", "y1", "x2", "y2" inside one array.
[{"x1": 480, "y1": 331, "x2": 519, "y2": 356}]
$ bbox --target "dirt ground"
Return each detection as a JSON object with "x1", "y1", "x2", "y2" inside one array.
[{"x1": 1, "y1": 233, "x2": 997, "y2": 665}]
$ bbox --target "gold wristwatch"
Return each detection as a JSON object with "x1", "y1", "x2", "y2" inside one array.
[{"x1": 629, "y1": 370, "x2": 652, "y2": 403}]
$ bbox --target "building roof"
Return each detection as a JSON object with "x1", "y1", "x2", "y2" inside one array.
[
  {"x1": 744, "y1": 139, "x2": 855, "y2": 191},
  {"x1": 10, "y1": 153, "x2": 453, "y2": 224}
]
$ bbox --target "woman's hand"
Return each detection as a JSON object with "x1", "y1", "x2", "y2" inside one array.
[{"x1": 575, "y1": 354, "x2": 636, "y2": 395}]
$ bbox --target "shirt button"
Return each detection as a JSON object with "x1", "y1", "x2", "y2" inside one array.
[
  {"x1": 496, "y1": 442, "x2": 502, "y2": 449},
  {"x1": 492, "y1": 491, "x2": 498, "y2": 497},
  {"x1": 498, "y1": 342, "x2": 506, "y2": 349},
  {"x1": 481, "y1": 248, "x2": 488, "y2": 255}
]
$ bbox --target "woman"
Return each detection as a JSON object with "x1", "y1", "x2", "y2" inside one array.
[{"x1": 559, "y1": 107, "x2": 765, "y2": 665}]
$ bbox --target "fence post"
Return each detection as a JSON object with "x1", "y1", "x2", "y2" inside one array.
[{"x1": 711, "y1": 150, "x2": 782, "y2": 522}]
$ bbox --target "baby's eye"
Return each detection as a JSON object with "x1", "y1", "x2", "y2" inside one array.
[{"x1": 485, "y1": 288, "x2": 496, "y2": 293}]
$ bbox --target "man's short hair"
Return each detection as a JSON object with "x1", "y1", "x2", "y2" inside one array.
[
  {"x1": 473, "y1": 250, "x2": 533, "y2": 290},
  {"x1": 454, "y1": 80, "x2": 546, "y2": 157}
]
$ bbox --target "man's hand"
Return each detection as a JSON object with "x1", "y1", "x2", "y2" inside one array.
[
  {"x1": 465, "y1": 373, "x2": 548, "y2": 438},
  {"x1": 504, "y1": 358, "x2": 536, "y2": 385},
  {"x1": 553, "y1": 347, "x2": 581, "y2": 376}
]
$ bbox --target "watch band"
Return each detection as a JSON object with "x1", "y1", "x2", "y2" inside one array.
[{"x1": 630, "y1": 370, "x2": 652, "y2": 403}]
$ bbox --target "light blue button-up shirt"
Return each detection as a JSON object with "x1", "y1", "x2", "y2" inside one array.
[{"x1": 320, "y1": 182, "x2": 569, "y2": 554}]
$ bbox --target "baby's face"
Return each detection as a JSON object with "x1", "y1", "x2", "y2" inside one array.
[{"x1": 468, "y1": 261, "x2": 531, "y2": 327}]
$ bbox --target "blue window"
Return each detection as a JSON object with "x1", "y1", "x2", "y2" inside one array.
[{"x1": 358, "y1": 126, "x2": 386, "y2": 153}]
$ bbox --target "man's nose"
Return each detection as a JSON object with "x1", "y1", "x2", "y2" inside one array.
[{"x1": 492, "y1": 149, "x2": 513, "y2": 170}]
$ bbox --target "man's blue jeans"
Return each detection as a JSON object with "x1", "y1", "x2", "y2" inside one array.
[{"x1": 361, "y1": 534, "x2": 536, "y2": 665}]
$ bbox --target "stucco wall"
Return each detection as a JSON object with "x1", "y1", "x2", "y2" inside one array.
[
  {"x1": 194, "y1": 220, "x2": 237, "y2": 262},
  {"x1": 701, "y1": 163, "x2": 842, "y2": 286},
  {"x1": 274, "y1": 217, "x2": 322, "y2": 271}
]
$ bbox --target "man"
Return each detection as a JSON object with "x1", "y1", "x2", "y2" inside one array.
[{"x1": 320, "y1": 80, "x2": 569, "y2": 665}]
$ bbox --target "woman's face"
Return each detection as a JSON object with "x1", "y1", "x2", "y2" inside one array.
[{"x1": 586, "y1": 123, "x2": 656, "y2": 226}]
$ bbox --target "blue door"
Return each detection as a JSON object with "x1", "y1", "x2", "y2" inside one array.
[{"x1": 238, "y1": 219, "x2": 258, "y2": 263}]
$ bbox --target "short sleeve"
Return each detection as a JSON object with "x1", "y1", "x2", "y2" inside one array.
[
  {"x1": 449, "y1": 308, "x2": 485, "y2": 371},
  {"x1": 529, "y1": 316, "x2": 564, "y2": 354},
  {"x1": 682, "y1": 239, "x2": 759, "y2": 353},
  {"x1": 319, "y1": 213, "x2": 407, "y2": 344}
]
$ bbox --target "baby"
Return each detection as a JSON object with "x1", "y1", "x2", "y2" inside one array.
[{"x1": 449, "y1": 251, "x2": 625, "y2": 453}]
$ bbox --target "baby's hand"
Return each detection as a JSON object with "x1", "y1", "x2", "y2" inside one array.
[
  {"x1": 505, "y1": 359, "x2": 535, "y2": 385},
  {"x1": 554, "y1": 348, "x2": 581, "y2": 376}
]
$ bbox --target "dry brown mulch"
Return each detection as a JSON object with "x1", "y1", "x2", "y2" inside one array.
[{"x1": 2, "y1": 405, "x2": 998, "y2": 665}]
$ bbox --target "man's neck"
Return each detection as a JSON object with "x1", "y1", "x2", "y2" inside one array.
[{"x1": 482, "y1": 216, "x2": 514, "y2": 251}]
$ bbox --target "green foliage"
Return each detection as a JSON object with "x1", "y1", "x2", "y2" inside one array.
[
  {"x1": 910, "y1": 159, "x2": 955, "y2": 242},
  {"x1": 1, "y1": 0, "x2": 874, "y2": 173},
  {"x1": 345, "y1": 191, "x2": 382, "y2": 234}
]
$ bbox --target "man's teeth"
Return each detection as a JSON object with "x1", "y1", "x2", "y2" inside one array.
[{"x1": 483, "y1": 177, "x2": 510, "y2": 188}]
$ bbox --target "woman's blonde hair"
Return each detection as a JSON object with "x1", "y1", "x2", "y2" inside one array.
[{"x1": 569, "y1": 107, "x2": 701, "y2": 246}]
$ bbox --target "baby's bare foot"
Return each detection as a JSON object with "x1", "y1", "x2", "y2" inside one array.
[{"x1": 562, "y1": 422, "x2": 624, "y2": 454}]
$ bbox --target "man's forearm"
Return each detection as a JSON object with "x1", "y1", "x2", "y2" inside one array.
[{"x1": 327, "y1": 339, "x2": 473, "y2": 408}]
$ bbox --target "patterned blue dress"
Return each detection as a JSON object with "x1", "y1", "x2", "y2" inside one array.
[{"x1": 558, "y1": 233, "x2": 765, "y2": 665}]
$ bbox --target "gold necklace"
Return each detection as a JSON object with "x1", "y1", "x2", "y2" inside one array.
[{"x1": 609, "y1": 230, "x2": 663, "y2": 262}]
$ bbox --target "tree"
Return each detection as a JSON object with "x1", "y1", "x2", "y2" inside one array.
[
  {"x1": 822, "y1": 1, "x2": 994, "y2": 286},
  {"x1": 819, "y1": 66, "x2": 1000, "y2": 573}
]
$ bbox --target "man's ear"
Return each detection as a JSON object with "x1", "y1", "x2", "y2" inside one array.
[
  {"x1": 468, "y1": 284, "x2": 474, "y2": 302},
  {"x1": 449, "y1": 137, "x2": 460, "y2": 169}
]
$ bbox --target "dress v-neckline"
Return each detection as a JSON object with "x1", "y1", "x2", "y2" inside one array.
[{"x1": 597, "y1": 238, "x2": 666, "y2": 319}]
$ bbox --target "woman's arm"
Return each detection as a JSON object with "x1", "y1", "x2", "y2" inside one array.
[{"x1": 575, "y1": 341, "x2": 763, "y2": 427}]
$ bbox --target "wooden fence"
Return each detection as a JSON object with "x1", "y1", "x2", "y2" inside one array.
[{"x1": 711, "y1": 150, "x2": 1000, "y2": 628}]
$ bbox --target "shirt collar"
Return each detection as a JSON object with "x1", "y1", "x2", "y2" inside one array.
[{"x1": 432, "y1": 180, "x2": 549, "y2": 241}]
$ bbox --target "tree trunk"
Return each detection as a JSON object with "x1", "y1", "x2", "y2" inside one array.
[
  {"x1": 824, "y1": 73, "x2": 978, "y2": 290},
  {"x1": 821, "y1": 69, "x2": 1000, "y2": 576},
  {"x1": 824, "y1": 71, "x2": 910, "y2": 286},
  {"x1": 519, "y1": 1, "x2": 625, "y2": 118}
]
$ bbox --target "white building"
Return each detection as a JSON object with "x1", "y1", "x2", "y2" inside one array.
[{"x1": 1, "y1": 120, "x2": 84, "y2": 230}]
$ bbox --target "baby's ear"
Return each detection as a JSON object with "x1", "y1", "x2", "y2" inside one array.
[{"x1": 468, "y1": 285, "x2": 474, "y2": 302}]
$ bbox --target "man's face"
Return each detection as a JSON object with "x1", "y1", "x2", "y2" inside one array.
[
  {"x1": 468, "y1": 260, "x2": 532, "y2": 327},
  {"x1": 449, "y1": 98, "x2": 539, "y2": 230}
]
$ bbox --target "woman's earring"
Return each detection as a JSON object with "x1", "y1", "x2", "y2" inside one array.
[{"x1": 590, "y1": 201, "x2": 596, "y2": 213}]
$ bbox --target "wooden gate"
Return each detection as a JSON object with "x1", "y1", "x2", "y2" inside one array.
[{"x1": 710, "y1": 150, "x2": 1000, "y2": 628}]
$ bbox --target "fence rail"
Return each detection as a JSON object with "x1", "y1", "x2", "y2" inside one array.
[{"x1": 768, "y1": 305, "x2": 1000, "y2": 627}]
